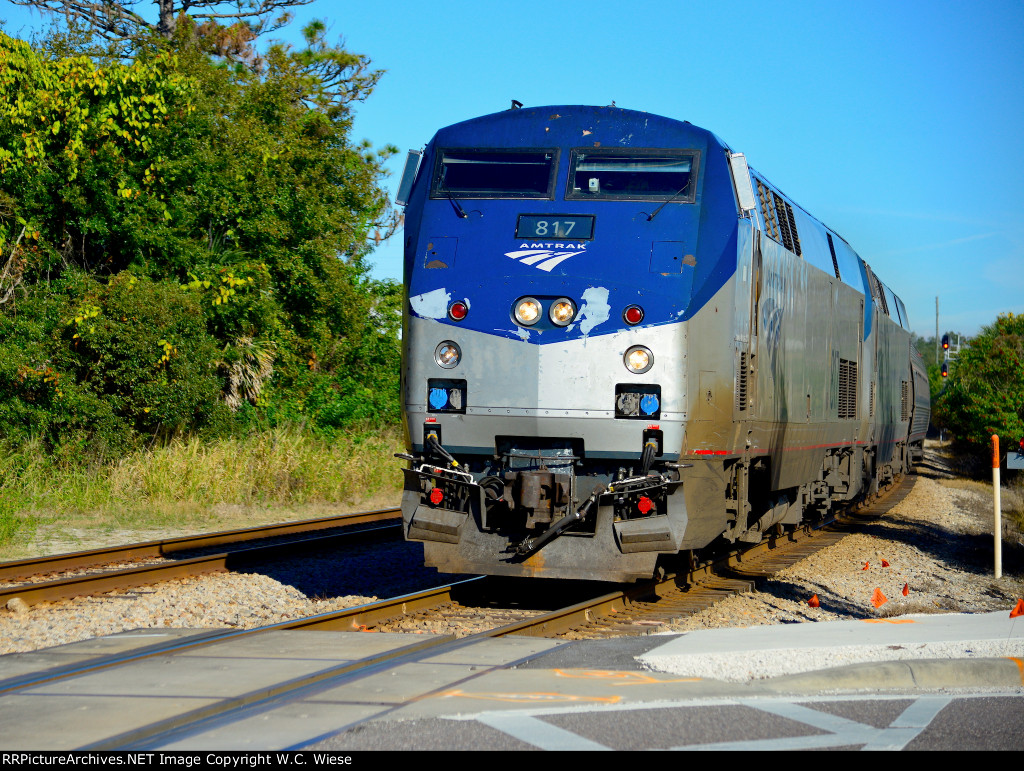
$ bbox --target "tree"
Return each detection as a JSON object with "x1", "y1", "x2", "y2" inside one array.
[
  {"x1": 935, "y1": 313, "x2": 1024, "y2": 448},
  {"x1": 8, "y1": 0, "x2": 313, "y2": 45},
  {"x1": 0, "y1": 29, "x2": 401, "y2": 453},
  {"x1": 6, "y1": 4, "x2": 384, "y2": 126},
  {"x1": 0, "y1": 32, "x2": 195, "y2": 279}
]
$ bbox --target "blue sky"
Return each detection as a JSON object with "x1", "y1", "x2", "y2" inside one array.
[{"x1": 4, "y1": 0, "x2": 1022, "y2": 338}]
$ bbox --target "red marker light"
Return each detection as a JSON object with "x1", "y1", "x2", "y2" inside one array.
[
  {"x1": 448, "y1": 301, "x2": 468, "y2": 321},
  {"x1": 429, "y1": 488, "x2": 444, "y2": 505},
  {"x1": 637, "y1": 496, "x2": 653, "y2": 514},
  {"x1": 623, "y1": 305, "x2": 644, "y2": 325}
]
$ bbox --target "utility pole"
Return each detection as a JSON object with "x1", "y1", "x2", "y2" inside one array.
[{"x1": 935, "y1": 296, "x2": 939, "y2": 362}]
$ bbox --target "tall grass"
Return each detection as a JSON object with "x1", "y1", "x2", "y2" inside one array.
[{"x1": 0, "y1": 425, "x2": 405, "y2": 548}]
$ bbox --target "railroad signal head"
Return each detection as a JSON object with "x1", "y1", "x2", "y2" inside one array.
[
  {"x1": 941, "y1": 361, "x2": 949, "y2": 378},
  {"x1": 941, "y1": 334, "x2": 950, "y2": 351}
]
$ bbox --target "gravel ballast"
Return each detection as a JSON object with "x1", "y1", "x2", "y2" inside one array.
[
  {"x1": 655, "y1": 470, "x2": 1024, "y2": 633},
  {"x1": 2, "y1": 445, "x2": 1023, "y2": 661}
]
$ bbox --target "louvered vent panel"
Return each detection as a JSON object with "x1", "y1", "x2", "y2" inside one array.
[
  {"x1": 838, "y1": 359, "x2": 858, "y2": 420},
  {"x1": 870, "y1": 381, "x2": 875, "y2": 417},
  {"x1": 773, "y1": 192, "x2": 794, "y2": 252},
  {"x1": 757, "y1": 181, "x2": 779, "y2": 240},
  {"x1": 784, "y1": 201, "x2": 801, "y2": 256},
  {"x1": 736, "y1": 351, "x2": 748, "y2": 412},
  {"x1": 901, "y1": 380, "x2": 910, "y2": 421}
]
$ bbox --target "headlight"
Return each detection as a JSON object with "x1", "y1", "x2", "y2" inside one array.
[
  {"x1": 435, "y1": 341, "x2": 461, "y2": 369},
  {"x1": 624, "y1": 345, "x2": 653, "y2": 374},
  {"x1": 549, "y1": 298, "x2": 576, "y2": 326},
  {"x1": 513, "y1": 297, "x2": 542, "y2": 326}
]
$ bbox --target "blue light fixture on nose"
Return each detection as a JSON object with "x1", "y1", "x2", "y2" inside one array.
[
  {"x1": 640, "y1": 393, "x2": 660, "y2": 415},
  {"x1": 429, "y1": 388, "x2": 449, "y2": 410}
]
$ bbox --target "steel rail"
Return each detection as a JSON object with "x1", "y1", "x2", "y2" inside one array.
[
  {"x1": 555, "y1": 474, "x2": 917, "y2": 637},
  {"x1": 86, "y1": 565, "x2": 736, "y2": 749},
  {"x1": 0, "y1": 519, "x2": 402, "y2": 608},
  {"x1": 83, "y1": 579, "x2": 608, "y2": 750},
  {"x1": 0, "y1": 476, "x2": 917, "y2": 715},
  {"x1": 0, "y1": 577, "x2": 488, "y2": 697},
  {"x1": 1, "y1": 570, "x2": 590, "y2": 701},
  {"x1": 0, "y1": 507, "x2": 401, "y2": 582}
]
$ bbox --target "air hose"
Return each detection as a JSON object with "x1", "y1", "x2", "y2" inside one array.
[
  {"x1": 640, "y1": 441, "x2": 657, "y2": 476},
  {"x1": 514, "y1": 485, "x2": 605, "y2": 558},
  {"x1": 426, "y1": 434, "x2": 457, "y2": 467}
]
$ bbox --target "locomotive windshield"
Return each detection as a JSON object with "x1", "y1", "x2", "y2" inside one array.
[
  {"x1": 567, "y1": 149, "x2": 698, "y2": 201},
  {"x1": 432, "y1": 149, "x2": 557, "y2": 199}
]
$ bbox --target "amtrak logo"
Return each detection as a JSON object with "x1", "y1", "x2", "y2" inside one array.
[{"x1": 504, "y1": 243, "x2": 586, "y2": 272}]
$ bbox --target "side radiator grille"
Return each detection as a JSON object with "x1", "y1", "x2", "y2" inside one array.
[
  {"x1": 838, "y1": 359, "x2": 858, "y2": 420},
  {"x1": 901, "y1": 380, "x2": 910, "y2": 421},
  {"x1": 736, "y1": 351, "x2": 748, "y2": 412},
  {"x1": 757, "y1": 181, "x2": 779, "y2": 241},
  {"x1": 757, "y1": 181, "x2": 802, "y2": 256},
  {"x1": 783, "y1": 199, "x2": 802, "y2": 256},
  {"x1": 773, "y1": 192, "x2": 795, "y2": 253}
]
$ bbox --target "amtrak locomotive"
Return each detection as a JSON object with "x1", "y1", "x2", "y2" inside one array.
[{"x1": 394, "y1": 105, "x2": 929, "y2": 582}]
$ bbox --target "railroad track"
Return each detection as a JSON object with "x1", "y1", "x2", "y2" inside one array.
[
  {"x1": 1, "y1": 476, "x2": 916, "y2": 747},
  {"x1": 0, "y1": 576, "x2": 634, "y2": 748},
  {"x1": 0, "y1": 508, "x2": 402, "y2": 608},
  {"x1": 561, "y1": 473, "x2": 917, "y2": 638},
  {"x1": 2, "y1": 475, "x2": 912, "y2": 620},
  {"x1": 326, "y1": 474, "x2": 918, "y2": 641}
]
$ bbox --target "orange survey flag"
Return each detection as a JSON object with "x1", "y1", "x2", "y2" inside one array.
[
  {"x1": 871, "y1": 588, "x2": 888, "y2": 608},
  {"x1": 808, "y1": 594, "x2": 820, "y2": 608},
  {"x1": 902, "y1": 583, "x2": 909, "y2": 596},
  {"x1": 1011, "y1": 599, "x2": 1024, "y2": 618},
  {"x1": 881, "y1": 559, "x2": 890, "y2": 567}
]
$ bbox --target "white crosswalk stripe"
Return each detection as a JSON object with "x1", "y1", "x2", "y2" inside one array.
[{"x1": 464, "y1": 695, "x2": 955, "y2": 751}]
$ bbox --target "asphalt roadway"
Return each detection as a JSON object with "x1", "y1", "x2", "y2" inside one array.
[
  {"x1": 0, "y1": 611, "x2": 1021, "y2": 751},
  {"x1": 310, "y1": 610, "x2": 1024, "y2": 751}
]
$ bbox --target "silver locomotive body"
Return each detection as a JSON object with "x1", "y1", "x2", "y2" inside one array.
[{"x1": 397, "y1": 106, "x2": 928, "y2": 582}]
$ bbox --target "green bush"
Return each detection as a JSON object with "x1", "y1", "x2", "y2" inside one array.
[
  {"x1": 0, "y1": 30, "x2": 402, "y2": 456},
  {"x1": 0, "y1": 272, "x2": 226, "y2": 453},
  {"x1": 935, "y1": 312, "x2": 1024, "y2": 450}
]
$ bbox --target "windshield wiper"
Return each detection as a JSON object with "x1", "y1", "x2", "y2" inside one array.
[
  {"x1": 439, "y1": 181, "x2": 468, "y2": 219},
  {"x1": 646, "y1": 180, "x2": 691, "y2": 221}
]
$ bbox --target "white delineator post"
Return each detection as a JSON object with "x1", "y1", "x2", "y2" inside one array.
[{"x1": 993, "y1": 435, "x2": 1002, "y2": 579}]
